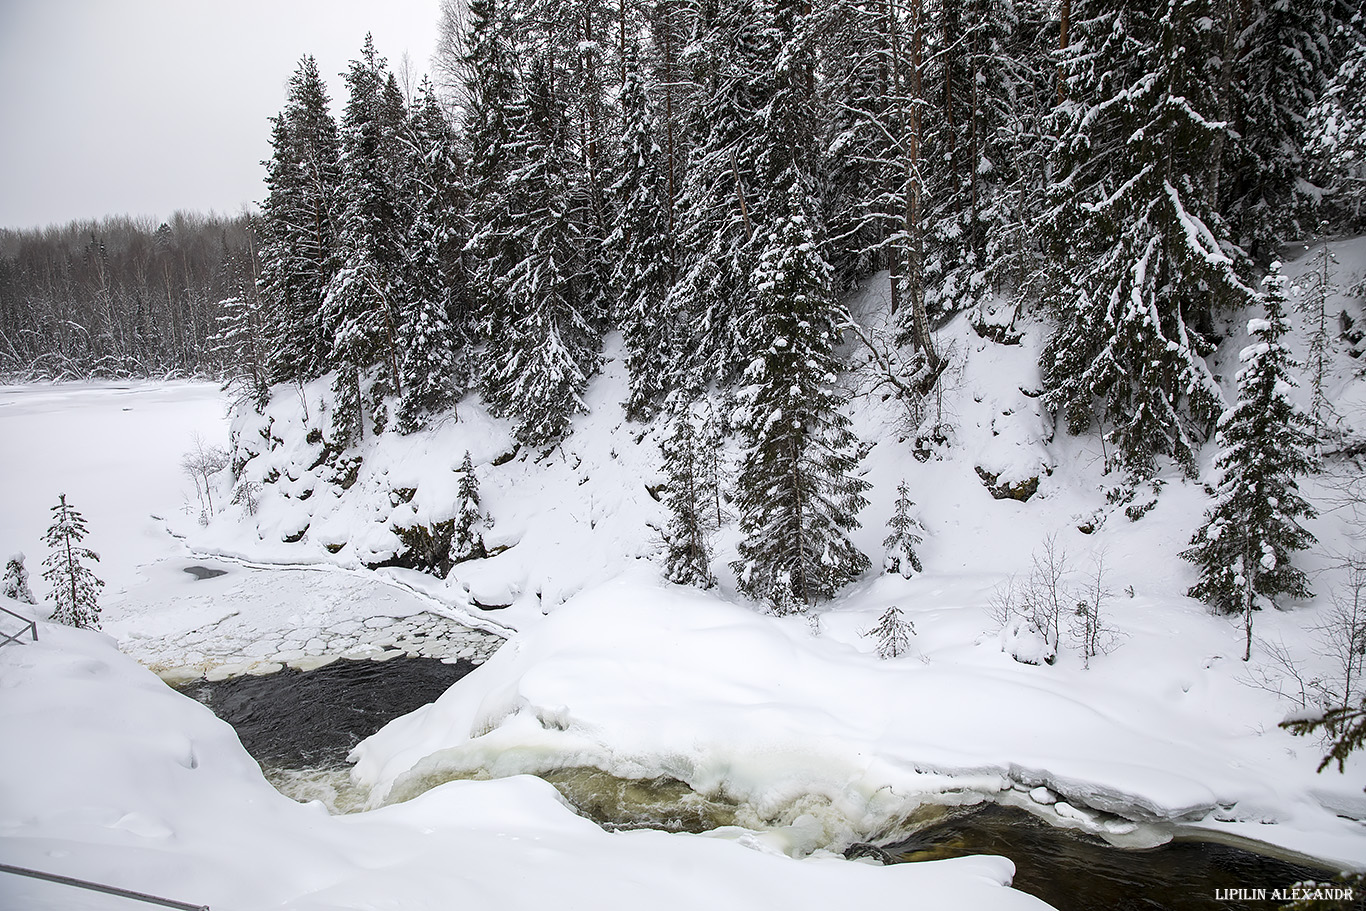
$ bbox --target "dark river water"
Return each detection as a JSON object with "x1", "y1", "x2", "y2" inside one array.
[
  {"x1": 177, "y1": 655, "x2": 476, "y2": 767},
  {"x1": 178, "y1": 657, "x2": 1358, "y2": 911}
]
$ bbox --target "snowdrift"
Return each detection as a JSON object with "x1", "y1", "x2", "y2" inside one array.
[{"x1": 0, "y1": 596, "x2": 1051, "y2": 911}]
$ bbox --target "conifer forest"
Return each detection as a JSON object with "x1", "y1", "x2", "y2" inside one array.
[{"x1": 3, "y1": 0, "x2": 1365, "y2": 613}]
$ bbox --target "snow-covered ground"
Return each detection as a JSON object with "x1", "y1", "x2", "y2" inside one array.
[
  {"x1": 4, "y1": 237, "x2": 1366, "y2": 907},
  {"x1": 0, "y1": 381, "x2": 228, "y2": 595},
  {"x1": 0, "y1": 609, "x2": 1043, "y2": 910},
  {"x1": 0, "y1": 384, "x2": 1048, "y2": 910}
]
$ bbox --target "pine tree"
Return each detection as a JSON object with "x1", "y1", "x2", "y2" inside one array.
[
  {"x1": 866, "y1": 604, "x2": 915, "y2": 659},
  {"x1": 882, "y1": 479, "x2": 924, "y2": 577},
  {"x1": 257, "y1": 55, "x2": 343, "y2": 384},
  {"x1": 42, "y1": 494, "x2": 103, "y2": 629},
  {"x1": 2, "y1": 553, "x2": 35, "y2": 604},
  {"x1": 450, "y1": 451, "x2": 487, "y2": 564},
  {"x1": 1043, "y1": 0, "x2": 1251, "y2": 476},
  {"x1": 606, "y1": 43, "x2": 675, "y2": 420},
  {"x1": 1182, "y1": 264, "x2": 1318, "y2": 661},
  {"x1": 731, "y1": 197, "x2": 872, "y2": 608},
  {"x1": 660, "y1": 401, "x2": 718, "y2": 588}
]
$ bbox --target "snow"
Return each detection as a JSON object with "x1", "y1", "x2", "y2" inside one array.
[
  {"x1": 6, "y1": 237, "x2": 1366, "y2": 906},
  {"x1": 0, "y1": 381, "x2": 228, "y2": 596},
  {"x1": 0, "y1": 602, "x2": 1045, "y2": 910}
]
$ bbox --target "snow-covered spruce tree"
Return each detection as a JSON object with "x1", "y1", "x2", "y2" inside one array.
[
  {"x1": 866, "y1": 604, "x2": 915, "y2": 659},
  {"x1": 606, "y1": 43, "x2": 676, "y2": 420},
  {"x1": 323, "y1": 38, "x2": 411, "y2": 447},
  {"x1": 1043, "y1": 0, "x2": 1252, "y2": 476},
  {"x1": 2, "y1": 553, "x2": 35, "y2": 604},
  {"x1": 660, "y1": 401, "x2": 719, "y2": 588},
  {"x1": 1306, "y1": 29, "x2": 1366, "y2": 231},
  {"x1": 920, "y1": 0, "x2": 1046, "y2": 318},
  {"x1": 481, "y1": 57, "x2": 600, "y2": 447},
  {"x1": 450, "y1": 451, "x2": 487, "y2": 564},
  {"x1": 665, "y1": 0, "x2": 769, "y2": 388},
  {"x1": 211, "y1": 228, "x2": 271, "y2": 411},
  {"x1": 883, "y1": 479, "x2": 924, "y2": 578},
  {"x1": 1218, "y1": 0, "x2": 1354, "y2": 259},
  {"x1": 821, "y1": 0, "x2": 903, "y2": 292},
  {"x1": 732, "y1": 196, "x2": 872, "y2": 609},
  {"x1": 1182, "y1": 264, "x2": 1318, "y2": 661},
  {"x1": 396, "y1": 79, "x2": 469, "y2": 434},
  {"x1": 461, "y1": 0, "x2": 520, "y2": 331},
  {"x1": 257, "y1": 55, "x2": 343, "y2": 385},
  {"x1": 42, "y1": 494, "x2": 103, "y2": 629}
]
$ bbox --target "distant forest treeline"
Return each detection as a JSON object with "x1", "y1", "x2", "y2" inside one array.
[{"x1": 0, "y1": 213, "x2": 259, "y2": 379}]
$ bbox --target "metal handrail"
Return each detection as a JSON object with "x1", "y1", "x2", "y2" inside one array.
[
  {"x1": 0, "y1": 602, "x2": 38, "y2": 648},
  {"x1": 0, "y1": 862, "x2": 209, "y2": 910}
]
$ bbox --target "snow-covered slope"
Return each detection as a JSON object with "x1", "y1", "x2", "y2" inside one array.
[{"x1": 300, "y1": 240, "x2": 1366, "y2": 866}]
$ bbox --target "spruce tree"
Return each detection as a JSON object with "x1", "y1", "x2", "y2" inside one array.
[
  {"x1": 210, "y1": 221, "x2": 271, "y2": 411},
  {"x1": 666, "y1": 0, "x2": 769, "y2": 387},
  {"x1": 396, "y1": 79, "x2": 469, "y2": 433},
  {"x1": 660, "y1": 402, "x2": 718, "y2": 588},
  {"x1": 42, "y1": 494, "x2": 103, "y2": 629},
  {"x1": 1298, "y1": 235, "x2": 1338, "y2": 431},
  {"x1": 481, "y1": 58, "x2": 600, "y2": 447},
  {"x1": 731, "y1": 198, "x2": 871, "y2": 608},
  {"x1": 461, "y1": 0, "x2": 520, "y2": 340},
  {"x1": 323, "y1": 37, "x2": 410, "y2": 446},
  {"x1": 1220, "y1": 0, "x2": 1353, "y2": 258},
  {"x1": 883, "y1": 480, "x2": 924, "y2": 578},
  {"x1": 606, "y1": 43, "x2": 675, "y2": 420},
  {"x1": 1182, "y1": 264, "x2": 1318, "y2": 661},
  {"x1": 2, "y1": 553, "x2": 35, "y2": 604},
  {"x1": 450, "y1": 451, "x2": 487, "y2": 564},
  {"x1": 1306, "y1": 31, "x2": 1366, "y2": 231},
  {"x1": 1043, "y1": 0, "x2": 1251, "y2": 475},
  {"x1": 257, "y1": 55, "x2": 342, "y2": 384}
]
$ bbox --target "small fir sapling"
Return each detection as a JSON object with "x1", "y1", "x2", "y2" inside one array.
[
  {"x1": 866, "y1": 605, "x2": 915, "y2": 659},
  {"x1": 2, "y1": 553, "x2": 36, "y2": 604},
  {"x1": 768, "y1": 573, "x2": 803, "y2": 618},
  {"x1": 883, "y1": 480, "x2": 924, "y2": 577},
  {"x1": 450, "y1": 451, "x2": 488, "y2": 564},
  {"x1": 42, "y1": 494, "x2": 104, "y2": 629}
]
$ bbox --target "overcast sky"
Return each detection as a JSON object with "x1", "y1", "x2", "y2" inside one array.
[{"x1": 0, "y1": 0, "x2": 443, "y2": 232}]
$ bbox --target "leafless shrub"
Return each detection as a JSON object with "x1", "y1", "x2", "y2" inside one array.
[{"x1": 183, "y1": 433, "x2": 230, "y2": 517}]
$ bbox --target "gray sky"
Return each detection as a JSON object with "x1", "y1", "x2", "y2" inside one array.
[{"x1": 0, "y1": 0, "x2": 443, "y2": 231}]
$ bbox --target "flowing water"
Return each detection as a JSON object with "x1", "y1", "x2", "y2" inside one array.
[
  {"x1": 177, "y1": 654, "x2": 477, "y2": 809},
  {"x1": 179, "y1": 657, "x2": 1357, "y2": 910},
  {"x1": 887, "y1": 803, "x2": 1356, "y2": 911}
]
